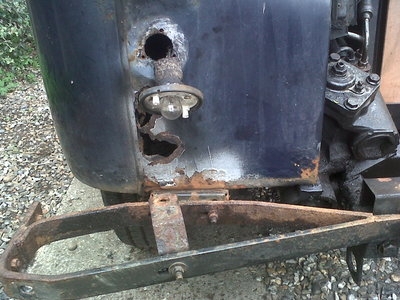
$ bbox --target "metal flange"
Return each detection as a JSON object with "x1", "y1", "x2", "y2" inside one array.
[{"x1": 139, "y1": 83, "x2": 203, "y2": 120}]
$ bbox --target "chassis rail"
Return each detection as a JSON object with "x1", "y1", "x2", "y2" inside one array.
[{"x1": 1, "y1": 191, "x2": 400, "y2": 299}]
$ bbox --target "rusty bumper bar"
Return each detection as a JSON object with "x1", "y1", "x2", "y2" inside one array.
[{"x1": 1, "y1": 197, "x2": 400, "y2": 299}]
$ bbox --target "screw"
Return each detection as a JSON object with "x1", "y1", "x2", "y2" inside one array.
[
  {"x1": 10, "y1": 258, "x2": 21, "y2": 271},
  {"x1": 208, "y1": 211, "x2": 218, "y2": 224},
  {"x1": 333, "y1": 61, "x2": 347, "y2": 76},
  {"x1": 354, "y1": 81, "x2": 365, "y2": 94},
  {"x1": 367, "y1": 73, "x2": 380, "y2": 85},
  {"x1": 169, "y1": 262, "x2": 187, "y2": 280},
  {"x1": 329, "y1": 53, "x2": 340, "y2": 62}
]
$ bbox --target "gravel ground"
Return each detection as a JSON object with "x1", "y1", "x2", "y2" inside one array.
[
  {"x1": 0, "y1": 76, "x2": 73, "y2": 299},
  {"x1": 1, "y1": 79, "x2": 400, "y2": 299}
]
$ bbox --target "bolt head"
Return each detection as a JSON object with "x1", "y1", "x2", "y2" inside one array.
[
  {"x1": 169, "y1": 262, "x2": 188, "y2": 280},
  {"x1": 345, "y1": 97, "x2": 360, "y2": 109},
  {"x1": 208, "y1": 211, "x2": 218, "y2": 224},
  {"x1": 10, "y1": 258, "x2": 21, "y2": 271},
  {"x1": 367, "y1": 73, "x2": 380, "y2": 85},
  {"x1": 329, "y1": 53, "x2": 341, "y2": 62}
]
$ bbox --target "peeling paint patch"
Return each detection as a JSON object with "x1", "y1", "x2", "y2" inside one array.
[
  {"x1": 143, "y1": 155, "x2": 321, "y2": 191},
  {"x1": 300, "y1": 157, "x2": 320, "y2": 183},
  {"x1": 127, "y1": 18, "x2": 188, "y2": 83},
  {"x1": 144, "y1": 171, "x2": 238, "y2": 191}
]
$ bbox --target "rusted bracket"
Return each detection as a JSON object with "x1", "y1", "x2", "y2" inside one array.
[
  {"x1": 1, "y1": 198, "x2": 400, "y2": 299},
  {"x1": 149, "y1": 192, "x2": 189, "y2": 255}
]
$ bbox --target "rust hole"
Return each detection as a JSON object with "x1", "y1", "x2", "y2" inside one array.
[
  {"x1": 135, "y1": 109, "x2": 184, "y2": 165},
  {"x1": 136, "y1": 112, "x2": 152, "y2": 127},
  {"x1": 140, "y1": 132, "x2": 178, "y2": 158},
  {"x1": 144, "y1": 33, "x2": 173, "y2": 60}
]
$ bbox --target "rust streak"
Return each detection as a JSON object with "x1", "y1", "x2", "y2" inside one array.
[{"x1": 300, "y1": 157, "x2": 320, "y2": 182}]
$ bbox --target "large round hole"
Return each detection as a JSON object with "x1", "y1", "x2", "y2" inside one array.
[{"x1": 144, "y1": 33, "x2": 173, "y2": 61}]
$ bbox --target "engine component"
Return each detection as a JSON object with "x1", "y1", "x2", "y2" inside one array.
[
  {"x1": 324, "y1": 55, "x2": 398, "y2": 160},
  {"x1": 351, "y1": 92, "x2": 399, "y2": 159},
  {"x1": 325, "y1": 58, "x2": 380, "y2": 123}
]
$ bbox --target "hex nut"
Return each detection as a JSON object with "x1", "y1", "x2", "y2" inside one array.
[
  {"x1": 367, "y1": 73, "x2": 380, "y2": 85},
  {"x1": 333, "y1": 62, "x2": 347, "y2": 76},
  {"x1": 208, "y1": 211, "x2": 219, "y2": 224},
  {"x1": 10, "y1": 258, "x2": 21, "y2": 271},
  {"x1": 168, "y1": 262, "x2": 188, "y2": 280}
]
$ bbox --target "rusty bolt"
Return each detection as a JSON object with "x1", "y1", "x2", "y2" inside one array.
[
  {"x1": 10, "y1": 258, "x2": 21, "y2": 271},
  {"x1": 367, "y1": 73, "x2": 380, "y2": 85},
  {"x1": 169, "y1": 262, "x2": 187, "y2": 280},
  {"x1": 208, "y1": 211, "x2": 219, "y2": 224},
  {"x1": 354, "y1": 81, "x2": 365, "y2": 94},
  {"x1": 329, "y1": 53, "x2": 340, "y2": 62},
  {"x1": 333, "y1": 61, "x2": 347, "y2": 76}
]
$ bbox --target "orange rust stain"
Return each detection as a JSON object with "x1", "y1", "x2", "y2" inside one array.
[
  {"x1": 188, "y1": 191, "x2": 200, "y2": 201},
  {"x1": 144, "y1": 172, "x2": 246, "y2": 192},
  {"x1": 300, "y1": 157, "x2": 320, "y2": 182},
  {"x1": 128, "y1": 52, "x2": 137, "y2": 62},
  {"x1": 145, "y1": 157, "x2": 320, "y2": 192},
  {"x1": 34, "y1": 235, "x2": 53, "y2": 248},
  {"x1": 174, "y1": 172, "x2": 227, "y2": 189}
]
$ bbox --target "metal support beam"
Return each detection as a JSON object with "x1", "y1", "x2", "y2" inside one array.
[
  {"x1": 1, "y1": 199, "x2": 400, "y2": 299},
  {"x1": 149, "y1": 192, "x2": 189, "y2": 255}
]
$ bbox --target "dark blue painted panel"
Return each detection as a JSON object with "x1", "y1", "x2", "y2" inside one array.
[{"x1": 27, "y1": 0, "x2": 330, "y2": 191}]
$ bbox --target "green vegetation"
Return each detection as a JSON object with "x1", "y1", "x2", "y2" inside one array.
[{"x1": 0, "y1": 0, "x2": 39, "y2": 97}]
